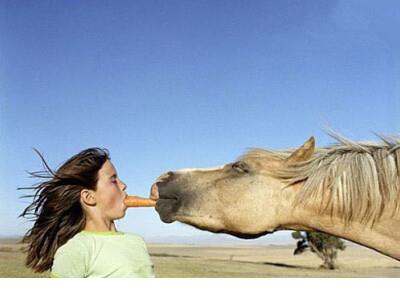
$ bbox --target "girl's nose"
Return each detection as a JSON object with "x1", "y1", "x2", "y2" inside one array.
[{"x1": 120, "y1": 179, "x2": 127, "y2": 191}]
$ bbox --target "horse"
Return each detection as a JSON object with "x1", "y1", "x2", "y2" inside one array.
[{"x1": 151, "y1": 134, "x2": 400, "y2": 260}]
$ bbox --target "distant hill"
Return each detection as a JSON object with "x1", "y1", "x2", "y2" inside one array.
[
  {"x1": 145, "y1": 233, "x2": 293, "y2": 245},
  {"x1": 0, "y1": 237, "x2": 22, "y2": 244}
]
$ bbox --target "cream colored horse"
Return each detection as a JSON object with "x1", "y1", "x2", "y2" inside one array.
[{"x1": 152, "y1": 135, "x2": 400, "y2": 261}]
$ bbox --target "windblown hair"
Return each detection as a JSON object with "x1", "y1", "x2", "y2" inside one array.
[
  {"x1": 242, "y1": 134, "x2": 400, "y2": 227},
  {"x1": 19, "y1": 148, "x2": 110, "y2": 273}
]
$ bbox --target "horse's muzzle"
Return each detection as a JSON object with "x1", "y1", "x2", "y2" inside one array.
[{"x1": 151, "y1": 172, "x2": 181, "y2": 223}]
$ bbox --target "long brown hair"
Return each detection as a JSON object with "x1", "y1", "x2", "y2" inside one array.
[{"x1": 19, "y1": 147, "x2": 110, "y2": 273}]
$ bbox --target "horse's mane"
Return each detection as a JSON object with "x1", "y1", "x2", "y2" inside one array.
[{"x1": 241, "y1": 133, "x2": 400, "y2": 226}]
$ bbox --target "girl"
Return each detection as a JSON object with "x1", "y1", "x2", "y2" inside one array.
[{"x1": 20, "y1": 148, "x2": 155, "y2": 278}]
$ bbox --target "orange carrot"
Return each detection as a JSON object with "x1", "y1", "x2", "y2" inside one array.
[{"x1": 124, "y1": 195, "x2": 157, "y2": 207}]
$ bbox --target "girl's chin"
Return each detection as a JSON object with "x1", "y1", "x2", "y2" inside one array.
[
  {"x1": 113, "y1": 208, "x2": 127, "y2": 220},
  {"x1": 120, "y1": 208, "x2": 127, "y2": 217}
]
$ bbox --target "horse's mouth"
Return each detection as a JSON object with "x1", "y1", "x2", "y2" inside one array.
[
  {"x1": 155, "y1": 195, "x2": 180, "y2": 223},
  {"x1": 151, "y1": 178, "x2": 183, "y2": 223}
]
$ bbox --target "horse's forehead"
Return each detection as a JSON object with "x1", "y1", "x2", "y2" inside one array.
[{"x1": 176, "y1": 165, "x2": 226, "y2": 174}]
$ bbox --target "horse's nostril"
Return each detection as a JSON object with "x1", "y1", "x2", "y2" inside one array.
[
  {"x1": 157, "y1": 171, "x2": 175, "y2": 183},
  {"x1": 150, "y1": 182, "x2": 159, "y2": 199}
]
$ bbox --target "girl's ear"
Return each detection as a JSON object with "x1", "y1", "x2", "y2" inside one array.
[{"x1": 80, "y1": 189, "x2": 96, "y2": 206}]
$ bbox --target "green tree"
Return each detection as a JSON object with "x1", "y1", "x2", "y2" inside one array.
[{"x1": 292, "y1": 231, "x2": 346, "y2": 269}]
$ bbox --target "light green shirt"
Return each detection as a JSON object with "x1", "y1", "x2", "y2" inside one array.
[{"x1": 50, "y1": 231, "x2": 155, "y2": 278}]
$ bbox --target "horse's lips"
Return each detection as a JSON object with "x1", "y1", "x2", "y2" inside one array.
[{"x1": 155, "y1": 197, "x2": 180, "y2": 223}]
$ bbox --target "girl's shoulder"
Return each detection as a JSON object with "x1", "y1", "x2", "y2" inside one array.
[
  {"x1": 122, "y1": 232, "x2": 147, "y2": 243},
  {"x1": 123, "y1": 232, "x2": 143, "y2": 238},
  {"x1": 65, "y1": 231, "x2": 147, "y2": 247},
  {"x1": 56, "y1": 232, "x2": 91, "y2": 255},
  {"x1": 52, "y1": 233, "x2": 91, "y2": 278},
  {"x1": 76, "y1": 231, "x2": 146, "y2": 244}
]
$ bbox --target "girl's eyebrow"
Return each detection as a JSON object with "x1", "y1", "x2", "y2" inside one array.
[{"x1": 110, "y1": 174, "x2": 117, "y2": 179}]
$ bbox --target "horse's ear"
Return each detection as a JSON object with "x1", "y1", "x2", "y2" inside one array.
[{"x1": 285, "y1": 136, "x2": 315, "y2": 163}]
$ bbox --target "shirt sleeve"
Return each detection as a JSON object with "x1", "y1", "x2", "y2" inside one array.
[{"x1": 50, "y1": 238, "x2": 89, "y2": 278}]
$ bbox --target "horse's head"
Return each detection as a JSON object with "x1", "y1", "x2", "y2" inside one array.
[{"x1": 152, "y1": 137, "x2": 315, "y2": 238}]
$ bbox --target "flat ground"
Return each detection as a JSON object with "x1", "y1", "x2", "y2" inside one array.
[{"x1": 1, "y1": 239, "x2": 399, "y2": 277}]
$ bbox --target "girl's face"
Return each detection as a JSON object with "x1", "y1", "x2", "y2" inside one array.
[{"x1": 93, "y1": 160, "x2": 128, "y2": 221}]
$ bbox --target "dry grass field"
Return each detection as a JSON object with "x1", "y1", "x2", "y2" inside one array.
[{"x1": 1, "y1": 239, "x2": 399, "y2": 278}]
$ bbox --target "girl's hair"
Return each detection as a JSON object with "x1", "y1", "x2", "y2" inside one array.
[{"x1": 19, "y1": 147, "x2": 110, "y2": 273}]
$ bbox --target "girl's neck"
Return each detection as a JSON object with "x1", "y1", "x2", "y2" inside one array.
[{"x1": 84, "y1": 217, "x2": 117, "y2": 232}]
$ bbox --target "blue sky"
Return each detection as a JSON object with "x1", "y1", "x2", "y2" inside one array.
[{"x1": 1, "y1": 1, "x2": 399, "y2": 243}]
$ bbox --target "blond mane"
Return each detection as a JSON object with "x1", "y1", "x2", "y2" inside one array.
[{"x1": 241, "y1": 134, "x2": 400, "y2": 226}]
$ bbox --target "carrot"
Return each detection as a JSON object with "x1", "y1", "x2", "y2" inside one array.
[{"x1": 124, "y1": 195, "x2": 157, "y2": 207}]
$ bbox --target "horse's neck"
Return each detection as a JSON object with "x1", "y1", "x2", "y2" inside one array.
[{"x1": 283, "y1": 206, "x2": 400, "y2": 261}]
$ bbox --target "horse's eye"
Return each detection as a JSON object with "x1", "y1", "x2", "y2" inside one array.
[{"x1": 232, "y1": 162, "x2": 250, "y2": 174}]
